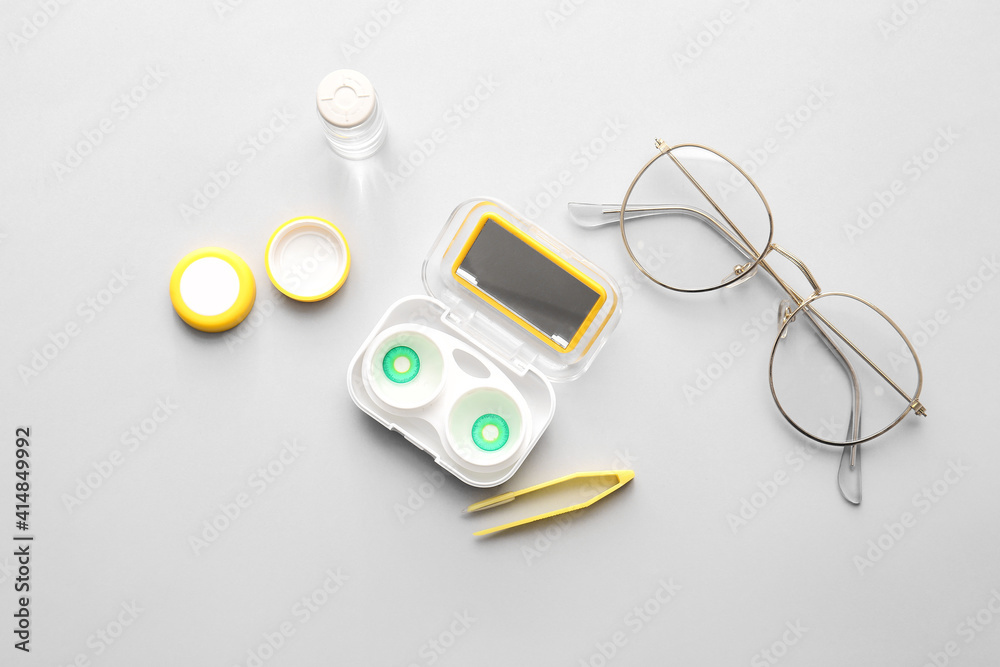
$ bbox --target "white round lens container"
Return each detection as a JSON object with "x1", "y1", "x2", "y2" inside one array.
[
  {"x1": 445, "y1": 387, "x2": 527, "y2": 470},
  {"x1": 265, "y1": 217, "x2": 350, "y2": 302},
  {"x1": 364, "y1": 326, "x2": 446, "y2": 411},
  {"x1": 317, "y1": 69, "x2": 387, "y2": 159}
]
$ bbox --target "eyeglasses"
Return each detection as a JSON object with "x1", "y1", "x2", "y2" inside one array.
[{"x1": 570, "y1": 140, "x2": 927, "y2": 504}]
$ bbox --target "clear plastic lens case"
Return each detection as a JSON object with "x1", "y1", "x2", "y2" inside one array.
[
  {"x1": 424, "y1": 199, "x2": 621, "y2": 381},
  {"x1": 347, "y1": 198, "x2": 621, "y2": 487}
]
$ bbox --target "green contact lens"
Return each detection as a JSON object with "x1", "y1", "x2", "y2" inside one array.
[
  {"x1": 382, "y1": 346, "x2": 419, "y2": 383},
  {"x1": 471, "y1": 413, "x2": 509, "y2": 451}
]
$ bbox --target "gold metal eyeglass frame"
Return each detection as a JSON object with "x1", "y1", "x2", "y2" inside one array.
[{"x1": 571, "y1": 139, "x2": 927, "y2": 504}]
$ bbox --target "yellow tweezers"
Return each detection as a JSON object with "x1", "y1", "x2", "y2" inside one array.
[{"x1": 465, "y1": 470, "x2": 635, "y2": 536}]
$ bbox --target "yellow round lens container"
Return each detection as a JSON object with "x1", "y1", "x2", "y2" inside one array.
[
  {"x1": 265, "y1": 217, "x2": 350, "y2": 302},
  {"x1": 169, "y1": 247, "x2": 256, "y2": 332}
]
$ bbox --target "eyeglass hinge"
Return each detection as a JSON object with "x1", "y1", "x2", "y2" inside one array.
[
  {"x1": 780, "y1": 305, "x2": 795, "y2": 327},
  {"x1": 654, "y1": 138, "x2": 670, "y2": 153},
  {"x1": 910, "y1": 400, "x2": 927, "y2": 417}
]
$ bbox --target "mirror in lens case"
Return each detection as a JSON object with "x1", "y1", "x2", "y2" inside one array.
[{"x1": 364, "y1": 326, "x2": 446, "y2": 411}]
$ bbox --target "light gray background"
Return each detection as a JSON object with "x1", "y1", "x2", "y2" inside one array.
[{"x1": 2, "y1": 1, "x2": 999, "y2": 665}]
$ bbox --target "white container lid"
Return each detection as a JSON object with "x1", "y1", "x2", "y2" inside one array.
[
  {"x1": 265, "y1": 217, "x2": 350, "y2": 302},
  {"x1": 316, "y1": 69, "x2": 376, "y2": 128}
]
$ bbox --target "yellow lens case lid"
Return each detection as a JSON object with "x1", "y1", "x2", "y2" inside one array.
[
  {"x1": 265, "y1": 217, "x2": 351, "y2": 302},
  {"x1": 169, "y1": 247, "x2": 256, "y2": 333}
]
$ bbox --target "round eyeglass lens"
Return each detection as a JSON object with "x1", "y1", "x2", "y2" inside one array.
[
  {"x1": 621, "y1": 145, "x2": 773, "y2": 292},
  {"x1": 769, "y1": 293, "x2": 921, "y2": 446}
]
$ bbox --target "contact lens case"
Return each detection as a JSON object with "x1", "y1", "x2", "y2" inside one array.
[{"x1": 347, "y1": 198, "x2": 622, "y2": 487}]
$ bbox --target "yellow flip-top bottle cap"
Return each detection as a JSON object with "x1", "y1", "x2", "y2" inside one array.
[
  {"x1": 265, "y1": 216, "x2": 350, "y2": 302},
  {"x1": 170, "y1": 247, "x2": 256, "y2": 332}
]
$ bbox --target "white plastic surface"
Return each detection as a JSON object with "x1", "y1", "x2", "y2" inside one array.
[
  {"x1": 266, "y1": 218, "x2": 349, "y2": 299},
  {"x1": 179, "y1": 256, "x2": 240, "y2": 316},
  {"x1": 362, "y1": 326, "x2": 447, "y2": 411},
  {"x1": 348, "y1": 296, "x2": 554, "y2": 487},
  {"x1": 445, "y1": 386, "x2": 527, "y2": 470}
]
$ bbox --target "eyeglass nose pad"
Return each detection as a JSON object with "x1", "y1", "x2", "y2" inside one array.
[
  {"x1": 777, "y1": 299, "x2": 795, "y2": 338},
  {"x1": 721, "y1": 261, "x2": 757, "y2": 288}
]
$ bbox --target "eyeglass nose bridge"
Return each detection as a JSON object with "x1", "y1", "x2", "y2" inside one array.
[{"x1": 766, "y1": 243, "x2": 822, "y2": 298}]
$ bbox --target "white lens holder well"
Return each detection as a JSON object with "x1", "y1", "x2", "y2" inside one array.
[
  {"x1": 360, "y1": 320, "x2": 532, "y2": 473},
  {"x1": 445, "y1": 386, "x2": 527, "y2": 471},
  {"x1": 362, "y1": 325, "x2": 447, "y2": 411},
  {"x1": 348, "y1": 296, "x2": 552, "y2": 487}
]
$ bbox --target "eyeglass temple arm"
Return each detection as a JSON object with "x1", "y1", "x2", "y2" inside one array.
[
  {"x1": 760, "y1": 248, "x2": 922, "y2": 418},
  {"x1": 567, "y1": 203, "x2": 649, "y2": 228},
  {"x1": 795, "y1": 297, "x2": 923, "y2": 412},
  {"x1": 766, "y1": 249, "x2": 863, "y2": 459},
  {"x1": 568, "y1": 203, "x2": 757, "y2": 259},
  {"x1": 815, "y1": 325, "x2": 864, "y2": 500},
  {"x1": 568, "y1": 205, "x2": 860, "y2": 400},
  {"x1": 783, "y1": 299, "x2": 865, "y2": 492},
  {"x1": 572, "y1": 199, "x2": 924, "y2": 415}
]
